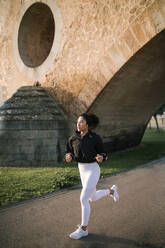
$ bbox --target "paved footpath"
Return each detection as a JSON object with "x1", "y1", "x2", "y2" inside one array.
[{"x1": 0, "y1": 158, "x2": 165, "y2": 248}]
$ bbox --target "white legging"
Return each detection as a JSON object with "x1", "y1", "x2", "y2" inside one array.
[{"x1": 78, "y1": 162, "x2": 110, "y2": 226}]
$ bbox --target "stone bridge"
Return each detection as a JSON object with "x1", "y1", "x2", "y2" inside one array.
[{"x1": 0, "y1": 0, "x2": 165, "y2": 156}]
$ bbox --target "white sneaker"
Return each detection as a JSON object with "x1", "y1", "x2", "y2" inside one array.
[
  {"x1": 111, "y1": 185, "x2": 119, "y2": 202},
  {"x1": 69, "y1": 225, "x2": 88, "y2": 239}
]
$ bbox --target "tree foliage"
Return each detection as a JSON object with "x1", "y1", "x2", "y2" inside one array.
[
  {"x1": 155, "y1": 104, "x2": 165, "y2": 116},
  {"x1": 153, "y1": 103, "x2": 165, "y2": 132}
]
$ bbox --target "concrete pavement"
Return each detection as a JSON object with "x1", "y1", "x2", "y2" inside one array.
[{"x1": 0, "y1": 157, "x2": 165, "y2": 248}]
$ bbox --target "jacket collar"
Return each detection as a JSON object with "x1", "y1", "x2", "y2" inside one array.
[{"x1": 75, "y1": 130, "x2": 94, "y2": 138}]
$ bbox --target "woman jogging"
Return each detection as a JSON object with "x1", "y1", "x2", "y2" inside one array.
[{"x1": 65, "y1": 113, "x2": 119, "y2": 239}]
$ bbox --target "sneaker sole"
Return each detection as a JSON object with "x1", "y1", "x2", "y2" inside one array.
[{"x1": 69, "y1": 233, "x2": 88, "y2": 239}]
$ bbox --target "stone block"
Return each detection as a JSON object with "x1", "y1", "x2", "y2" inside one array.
[
  {"x1": 0, "y1": 120, "x2": 66, "y2": 130},
  {"x1": 132, "y1": 22, "x2": 148, "y2": 45},
  {"x1": 0, "y1": 86, "x2": 7, "y2": 107},
  {"x1": 159, "y1": 0, "x2": 165, "y2": 17},
  {"x1": 93, "y1": 70, "x2": 107, "y2": 88},
  {"x1": 123, "y1": 28, "x2": 140, "y2": 54},
  {"x1": 117, "y1": 39, "x2": 132, "y2": 61},
  {"x1": 149, "y1": 1, "x2": 165, "y2": 33},
  {"x1": 97, "y1": 60, "x2": 114, "y2": 82},
  {"x1": 108, "y1": 44, "x2": 126, "y2": 69},
  {"x1": 140, "y1": 10, "x2": 156, "y2": 40}
]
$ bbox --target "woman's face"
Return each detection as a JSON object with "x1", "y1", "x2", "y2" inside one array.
[{"x1": 77, "y1": 116, "x2": 88, "y2": 132}]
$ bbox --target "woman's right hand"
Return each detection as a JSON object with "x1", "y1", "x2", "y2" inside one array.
[{"x1": 65, "y1": 153, "x2": 72, "y2": 163}]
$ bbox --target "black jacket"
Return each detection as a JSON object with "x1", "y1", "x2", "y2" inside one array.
[{"x1": 66, "y1": 130, "x2": 107, "y2": 163}]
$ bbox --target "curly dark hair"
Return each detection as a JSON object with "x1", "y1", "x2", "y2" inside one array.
[{"x1": 80, "y1": 113, "x2": 99, "y2": 129}]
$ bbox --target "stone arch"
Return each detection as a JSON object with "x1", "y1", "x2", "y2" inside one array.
[
  {"x1": 67, "y1": 1, "x2": 165, "y2": 151},
  {"x1": 88, "y1": 29, "x2": 165, "y2": 151},
  {"x1": 77, "y1": 0, "x2": 165, "y2": 110}
]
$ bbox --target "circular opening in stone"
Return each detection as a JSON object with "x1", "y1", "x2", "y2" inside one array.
[{"x1": 18, "y1": 2, "x2": 55, "y2": 68}]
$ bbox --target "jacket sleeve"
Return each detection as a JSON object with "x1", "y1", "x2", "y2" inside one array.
[
  {"x1": 95, "y1": 135, "x2": 108, "y2": 161},
  {"x1": 65, "y1": 137, "x2": 75, "y2": 160}
]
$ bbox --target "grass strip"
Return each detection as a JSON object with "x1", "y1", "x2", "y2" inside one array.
[{"x1": 0, "y1": 128, "x2": 165, "y2": 207}]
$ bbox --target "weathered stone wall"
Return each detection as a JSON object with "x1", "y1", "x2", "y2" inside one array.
[
  {"x1": 0, "y1": 0, "x2": 163, "y2": 109},
  {"x1": 0, "y1": 86, "x2": 67, "y2": 166},
  {"x1": 0, "y1": 0, "x2": 165, "y2": 151},
  {"x1": 45, "y1": 0, "x2": 165, "y2": 120},
  {"x1": 47, "y1": 0, "x2": 158, "y2": 115}
]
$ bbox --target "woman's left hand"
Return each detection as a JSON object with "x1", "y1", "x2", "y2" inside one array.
[{"x1": 96, "y1": 154, "x2": 103, "y2": 162}]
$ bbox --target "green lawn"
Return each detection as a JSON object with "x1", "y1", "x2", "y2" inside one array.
[{"x1": 0, "y1": 128, "x2": 165, "y2": 207}]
